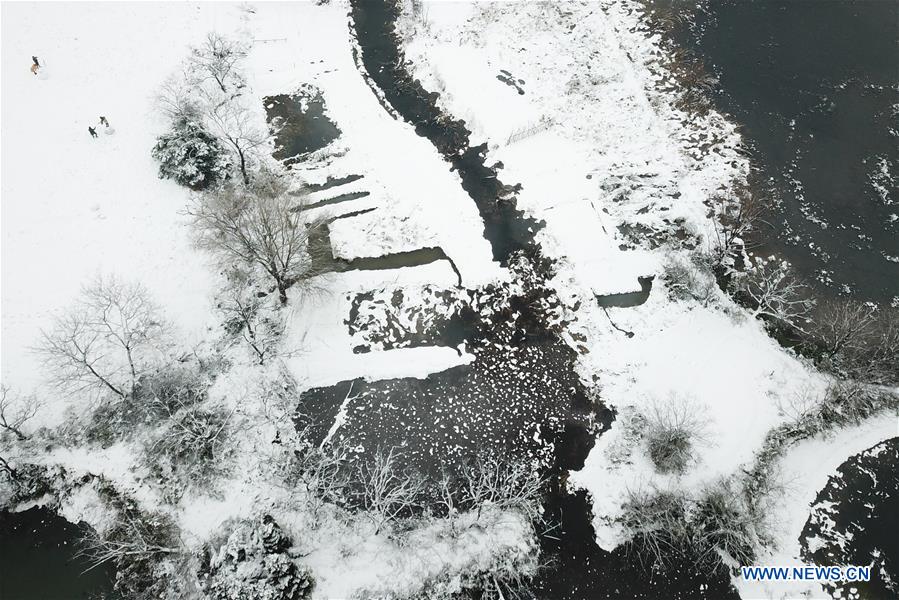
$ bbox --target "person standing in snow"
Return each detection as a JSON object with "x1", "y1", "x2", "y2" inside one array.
[
  {"x1": 99, "y1": 116, "x2": 108, "y2": 127},
  {"x1": 32, "y1": 56, "x2": 40, "y2": 67},
  {"x1": 88, "y1": 126, "x2": 98, "y2": 138}
]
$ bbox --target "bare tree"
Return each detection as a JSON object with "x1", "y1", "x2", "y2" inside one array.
[
  {"x1": 38, "y1": 277, "x2": 167, "y2": 398},
  {"x1": 203, "y1": 100, "x2": 267, "y2": 185},
  {"x1": 709, "y1": 185, "x2": 765, "y2": 270},
  {"x1": 79, "y1": 510, "x2": 181, "y2": 572},
  {"x1": 733, "y1": 257, "x2": 814, "y2": 328},
  {"x1": 84, "y1": 277, "x2": 167, "y2": 383},
  {"x1": 155, "y1": 74, "x2": 201, "y2": 122},
  {"x1": 187, "y1": 32, "x2": 248, "y2": 96},
  {"x1": 218, "y1": 270, "x2": 284, "y2": 364},
  {"x1": 0, "y1": 386, "x2": 41, "y2": 441},
  {"x1": 801, "y1": 302, "x2": 899, "y2": 384},
  {"x1": 189, "y1": 173, "x2": 328, "y2": 304},
  {"x1": 354, "y1": 447, "x2": 424, "y2": 534},
  {"x1": 40, "y1": 312, "x2": 126, "y2": 399},
  {"x1": 156, "y1": 33, "x2": 260, "y2": 185},
  {"x1": 0, "y1": 454, "x2": 17, "y2": 480},
  {"x1": 808, "y1": 300, "x2": 877, "y2": 359}
]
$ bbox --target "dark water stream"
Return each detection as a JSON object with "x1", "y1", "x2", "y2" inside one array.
[
  {"x1": 801, "y1": 437, "x2": 899, "y2": 600},
  {"x1": 0, "y1": 506, "x2": 117, "y2": 599},
  {"x1": 654, "y1": 0, "x2": 898, "y2": 303},
  {"x1": 324, "y1": 1, "x2": 738, "y2": 597}
]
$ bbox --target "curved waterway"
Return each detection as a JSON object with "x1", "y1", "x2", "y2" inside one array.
[{"x1": 335, "y1": 1, "x2": 738, "y2": 597}]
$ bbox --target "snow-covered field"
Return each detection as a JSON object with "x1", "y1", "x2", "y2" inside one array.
[{"x1": 2, "y1": 2, "x2": 225, "y2": 397}]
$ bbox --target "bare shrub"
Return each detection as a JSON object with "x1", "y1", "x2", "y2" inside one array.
[
  {"x1": 745, "y1": 380, "x2": 896, "y2": 549},
  {"x1": 693, "y1": 479, "x2": 758, "y2": 567},
  {"x1": 621, "y1": 487, "x2": 691, "y2": 571},
  {"x1": 458, "y1": 453, "x2": 545, "y2": 522},
  {"x1": 146, "y1": 404, "x2": 233, "y2": 496},
  {"x1": 818, "y1": 379, "x2": 898, "y2": 427},
  {"x1": 79, "y1": 364, "x2": 210, "y2": 448},
  {"x1": 0, "y1": 386, "x2": 41, "y2": 441},
  {"x1": 80, "y1": 510, "x2": 180, "y2": 569},
  {"x1": 278, "y1": 442, "x2": 350, "y2": 522},
  {"x1": 804, "y1": 301, "x2": 899, "y2": 384},
  {"x1": 662, "y1": 252, "x2": 718, "y2": 305},
  {"x1": 622, "y1": 481, "x2": 762, "y2": 576},
  {"x1": 458, "y1": 565, "x2": 539, "y2": 600},
  {"x1": 352, "y1": 447, "x2": 425, "y2": 534},
  {"x1": 38, "y1": 276, "x2": 168, "y2": 399},
  {"x1": 731, "y1": 256, "x2": 814, "y2": 328},
  {"x1": 188, "y1": 171, "x2": 328, "y2": 304},
  {"x1": 642, "y1": 397, "x2": 707, "y2": 475}
]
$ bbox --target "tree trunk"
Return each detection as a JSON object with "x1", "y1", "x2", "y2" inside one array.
[
  {"x1": 86, "y1": 363, "x2": 126, "y2": 399},
  {"x1": 236, "y1": 144, "x2": 249, "y2": 185},
  {"x1": 0, "y1": 455, "x2": 17, "y2": 479}
]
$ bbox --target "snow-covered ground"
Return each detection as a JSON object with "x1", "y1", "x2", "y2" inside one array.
[
  {"x1": 1, "y1": 2, "x2": 519, "y2": 597},
  {"x1": 1, "y1": 0, "x2": 503, "y2": 408},
  {"x1": 568, "y1": 290, "x2": 826, "y2": 548},
  {"x1": 399, "y1": 0, "x2": 747, "y2": 297},
  {"x1": 1, "y1": 2, "x2": 226, "y2": 399}
]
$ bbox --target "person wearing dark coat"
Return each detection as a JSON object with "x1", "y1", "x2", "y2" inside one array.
[
  {"x1": 32, "y1": 56, "x2": 40, "y2": 67},
  {"x1": 99, "y1": 116, "x2": 108, "y2": 127},
  {"x1": 88, "y1": 126, "x2": 98, "y2": 138}
]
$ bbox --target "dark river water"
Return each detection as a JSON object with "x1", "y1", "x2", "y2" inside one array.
[
  {"x1": 657, "y1": 0, "x2": 898, "y2": 303},
  {"x1": 801, "y1": 437, "x2": 899, "y2": 600},
  {"x1": 340, "y1": 0, "x2": 739, "y2": 597},
  {"x1": 0, "y1": 506, "x2": 117, "y2": 599}
]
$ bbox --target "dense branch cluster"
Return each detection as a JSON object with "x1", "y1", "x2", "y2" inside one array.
[
  {"x1": 188, "y1": 170, "x2": 328, "y2": 305},
  {"x1": 38, "y1": 276, "x2": 167, "y2": 399},
  {"x1": 154, "y1": 32, "x2": 265, "y2": 187}
]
